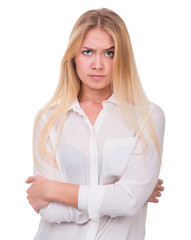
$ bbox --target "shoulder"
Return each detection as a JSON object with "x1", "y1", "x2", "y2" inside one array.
[
  {"x1": 148, "y1": 103, "x2": 165, "y2": 123},
  {"x1": 34, "y1": 105, "x2": 57, "y2": 126},
  {"x1": 132, "y1": 103, "x2": 165, "y2": 132},
  {"x1": 146, "y1": 103, "x2": 166, "y2": 138}
]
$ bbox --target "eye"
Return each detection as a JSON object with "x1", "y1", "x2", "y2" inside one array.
[
  {"x1": 82, "y1": 50, "x2": 93, "y2": 56},
  {"x1": 105, "y1": 51, "x2": 114, "y2": 57}
]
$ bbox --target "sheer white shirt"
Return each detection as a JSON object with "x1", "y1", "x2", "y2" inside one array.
[{"x1": 33, "y1": 94, "x2": 165, "y2": 240}]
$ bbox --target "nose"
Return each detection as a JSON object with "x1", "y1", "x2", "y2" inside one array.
[{"x1": 91, "y1": 54, "x2": 104, "y2": 70}]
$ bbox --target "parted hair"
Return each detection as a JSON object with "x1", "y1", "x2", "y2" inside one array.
[{"x1": 34, "y1": 8, "x2": 161, "y2": 170}]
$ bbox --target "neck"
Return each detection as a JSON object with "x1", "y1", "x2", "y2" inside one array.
[{"x1": 78, "y1": 85, "x2": 112, "y2": 104}]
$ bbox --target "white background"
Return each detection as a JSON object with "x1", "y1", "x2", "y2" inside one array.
[{"x1": 0, "y1": 0, "x2": 190, "y2": 239}]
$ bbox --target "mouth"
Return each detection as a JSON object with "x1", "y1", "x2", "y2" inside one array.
[{"x1": 89, "y1": 75, "x2": 106, "y2": 80}]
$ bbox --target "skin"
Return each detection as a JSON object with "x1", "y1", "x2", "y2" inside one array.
[
  {"x1": 76, "y1": 27, "x2": 115, "y2": 125},
  {"x1": 26, "y1": 176, "x2": 164, "y2": 213},
  {"x1": 26, "y1": 27, "x2": 164, "y2": 213}
]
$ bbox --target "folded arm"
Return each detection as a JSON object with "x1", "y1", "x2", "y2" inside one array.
[
  {"x1": 78, "y1": 106, "x2": 165, "y2": 219},
  {"x1": 26, "y1": 105, "x2": 165, "y2": 221},
  {"x1": 26, "y1": 111, "x2": 89, "y2": 224}
]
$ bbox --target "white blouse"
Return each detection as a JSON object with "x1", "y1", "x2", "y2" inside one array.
[{"x1": 33, "y1": 94, "x2": 165, "y2": 240}]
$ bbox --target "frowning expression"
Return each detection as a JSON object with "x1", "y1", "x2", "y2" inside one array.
[{"x1": 75, "y1": 27, "x2": 114, "y2": 93}]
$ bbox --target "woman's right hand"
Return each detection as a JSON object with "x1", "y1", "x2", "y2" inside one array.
[{"x1": 26, "y1": 175, "x2": 52, "y2": 213}]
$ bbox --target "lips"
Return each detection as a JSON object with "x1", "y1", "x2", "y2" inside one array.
[{"x1": 89, "y1": 74, "x2": 106, "y2": 80}]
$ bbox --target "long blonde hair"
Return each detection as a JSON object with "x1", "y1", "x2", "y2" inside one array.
[{"x1": 34, "y1": 8, "x2": 161, "y2": 170}]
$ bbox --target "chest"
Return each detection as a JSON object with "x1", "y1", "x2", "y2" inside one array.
[
  {"x1": 55, "y1": 108, "x2": 138, "y2": 184},
  {"x1": 79, "y1": 102, "x2": 103, "y2": 126}
]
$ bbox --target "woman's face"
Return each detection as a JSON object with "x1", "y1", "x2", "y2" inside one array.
[{"x1": 75, "y1": 27, "x2": 114, "y2": 94}]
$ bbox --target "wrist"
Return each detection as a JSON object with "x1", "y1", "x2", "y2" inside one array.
[
  {"x1": 46, "y1": 180, "x2": 59, "y2": 201},
  {"x1": 46, "y1": 181, "x2": 79, "y2": 208}
]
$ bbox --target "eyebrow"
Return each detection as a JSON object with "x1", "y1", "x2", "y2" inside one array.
[{"x1": 82, "y1": 46, "x2": 115, "y2": 51}]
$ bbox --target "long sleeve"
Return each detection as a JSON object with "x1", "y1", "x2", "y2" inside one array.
[
  {"x1": 78, "y1": 105, "x2": 165, "y2": 220},
  {"x1": 33, "y1": 111, "x2": 89, "y2": 224}
]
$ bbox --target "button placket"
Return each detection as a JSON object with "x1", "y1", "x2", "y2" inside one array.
[
  {"x1": 89, "y1": 127, "x2": 99, "y2": 186},
  {"x1": 84, "y1": 126, "x2": 100, "y2": 240},
  {"x1": 77, "y1": 101, "x2": 114, "y2": 240}
]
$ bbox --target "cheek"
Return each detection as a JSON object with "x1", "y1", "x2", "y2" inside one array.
[
  {"x1": 75, "y1": 57, "x2": 87, "y2": 76},
  {"x1": 75, "y1": 60, "x2": 83, "y2": 77},
  {"x1": 107, "y1": 61, "x2": 114, "y2": 75}
]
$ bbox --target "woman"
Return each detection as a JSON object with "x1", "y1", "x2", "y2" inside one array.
[{"x1": 26, "y1": 8, "x2": 165, "y2": 240}]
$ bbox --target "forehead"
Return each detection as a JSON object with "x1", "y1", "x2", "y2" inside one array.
[{"x1": 81, "y1": 27, "x2": 114, "y2": 48}]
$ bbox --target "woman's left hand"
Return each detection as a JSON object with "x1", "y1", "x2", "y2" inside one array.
[
  {"x1": 26, "y1": 175, "x2": 52, "y2": 213},
  {"x1": 147, "y1": 179, "x2": 164, "y2": 203}
]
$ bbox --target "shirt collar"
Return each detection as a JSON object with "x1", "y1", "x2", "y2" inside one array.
[
  {"x1": 102, "y1": 93, "x2": 117, "y2": 105},
  {"x1": 68, "y1": 93, "x2": 117, "y2": 111},
  {"x1": 68, "y1": 98, "x2": 80, "y2": 111}
]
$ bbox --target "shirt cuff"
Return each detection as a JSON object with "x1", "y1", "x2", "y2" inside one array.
[
  {"x1": 78, "y1": 185, "x2": 90, "y2": 212},
  {"x1": 78, "y1": 185, "x2": 108, "y2": 220}
]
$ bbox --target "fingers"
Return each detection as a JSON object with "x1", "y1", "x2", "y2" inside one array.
[
  {"x1": 147, "y1": 195, "x2": 159, "y2": 203},
  {"x1": 156, "y1": 179, "x2": 165, "y2": 191},
  {"x1": 158, "y1": 179, "x2": 163, "y2": 185},
  {"x1": 147, "y1": 179, "x2": 165, "y2": 204},
  {"x1": 155, "y1": 185, "x2": 164, "y2": 192},
  {"x1": 25, "y1": 176, "x2": 35, "y2": 184},
  {"x1": 27, "y1": 197, "x2": 40, "y2": 213},
  {"x1": 154, "y1": 190, "x2": 162, "y2": 198},
  {"x1": 25, "y1": 175, "x2": 42, "y2": 184},
  {"x1": 152, "y1": 198, "x2": 159, "y2": 203},
  {"x1": 148, "y1": 196, "x2": 159, "y2": 203},
  {"x1": 151, "y1": 186, "x2": 163, "y2": 203}
]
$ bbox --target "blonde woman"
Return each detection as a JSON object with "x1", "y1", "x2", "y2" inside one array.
[{"x1": 26, "y1": 8, "x2": 165, "y2": 240}]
